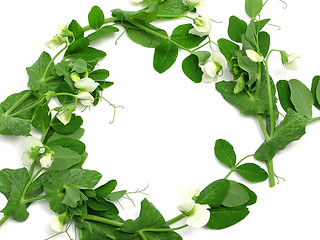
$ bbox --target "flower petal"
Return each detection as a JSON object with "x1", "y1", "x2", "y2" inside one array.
[
  {"x1": 40, "y1": 153, "x2": 54, "y2": 168},
  {"x1": 22, "y1": 151, "x2": 33, "y2": 166},
  {"x1": 284, "y1": 60, "x2": 298, "y2": 70},
  {"x1": 180, "y1": 185, "x2": 201, "y2": 199},
  {"x1": 246, "y1": 50, "x2": 264, "y2": 63},
  {"x1": 212, "y1": 48, "x2": 228, "y2": 69},
  {"x1": 25, "y1": 136, "x2": 43, "y2": 150},
  {"x1": 74, "y1": 78, "x2": 99, "y2": 92},
  {"x1": 178, "y1": 198, "x2": 195, "y2": 213},
  {"x1": 77, "y1": 92, "x2": 94, "y2": 107},
  {"x1": 50, "y1": 215, "x2": 64, "y2": 233},
  {"x1": 186, "y1": 204, "x2": 210, "y2": 228}
]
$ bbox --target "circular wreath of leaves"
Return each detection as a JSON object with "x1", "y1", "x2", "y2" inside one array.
[{"x1": 0, "y1": 0, "x2": 320, "y2": 239}]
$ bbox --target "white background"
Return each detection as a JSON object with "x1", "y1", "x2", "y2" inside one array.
[{"x1": 0, "y1": 0, "x2": 319, "y2": 239}]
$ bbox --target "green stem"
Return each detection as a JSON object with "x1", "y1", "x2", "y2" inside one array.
[
  {"x1": 138, "y1": 231, "x2": 148, "y2": 240},
  {"x1": 55, "y1": 92, "x2": 78, "y2": 99},
  {"x1": 224, "y1": 154, "x2": 255, "y2": 179},
  {"x1": 29, "y1": 161, "x2": 36, "y2": 177},
  {"x1": 21, "y1": 168, "x2": 44, "y2": 203},
  {"x1": 82, "y1": 215, "x2": 123, "y2": 228},
  {"x1": 255, "y1": 63, "x2": 262, "y2": 98},
  {"x1": 0, "y1": 215, "x2": 9, "y2": 226},
  {"x1": 263, "y1": 61, "x2": 274, "y2": 137},
  {"x1": 23, "y1": 195, "x2": 46, "y2": 204},
  {"x1": 82, "y1": 17, "x2": 120, "y2": 32},
  {"x1": 191, "y1": 40, "x2": 211, "y2": 53},
  {"x1": 267, "y1": 159, "x2": 276, "y2": 187},
  {"x1": 166, "y1": 214, "x2": 185, "y2": 225},
  {"x1": 142, "y1": 224, "x2": 188, "y2": 232},
  {"x1": 257, "y1": 115, "x2": 270, "y2": 141},
  {"x1": 9, "y1": 100, "x2": 43, "y2": 118},
  {"x1": 42, "y1": 43, "x2": 69, "y2": 81},
  {"x1": 307, "y1": 117, "x2": 320, "y2": 124},
  {"x1": 4, "y1": 90, "x2": 34, "y2": 116},
  {"x1": 130, "y1": 20, "x2": 192, "y2": 53}
]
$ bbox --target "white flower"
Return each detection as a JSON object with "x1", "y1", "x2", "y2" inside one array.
[
  {"x1": 129, "y1": 0, "x2": 143, "y2": 3},
  {"x1": 58, "y1": 24, "x2": 73, "y2": 38},
  {"x1": 177, "y1": 186, "x2": 210, "y2": 228},
  {"x1": 22, "y1": 151, "x2": 33, "y2": 166},
  {"x1": 74, "y1": 78, "x2": 99, "y2": 92},
  {"x1": 25, "y1": 136, "x2": 43, "y2": 150},
  {"x1": 57, "y1": 110, "x2": 71, "y2": 125},
  {"x1": 39, "y1": 153, "x2": 54, "y2": 168},
  {"x1": 182, "y1": 0, "x2": 201, "y2": 9},
  {"x1": 45, "y1": 35, "x2": 64, "y2": 50},
  {"x1": 200, "y1": 48, "x2": 227, "y2": 83},
  {"x1": 246, "y1": 50, "x2": 264, "y2": 63},
  {"x1": 77, "y1": 91, "x2": 94, "y2": 107},
  {"x1": 282, "y1": 53, "x2": 302, "y2": 70},
  {"x1": 50, "y1": 215, "x2": 64, "y2": 233},
  {"x1": 189, "y1": 16, "x2": 212, "y2": 37},
  {"x1": 186, "y1": 203, "x2": 210, "y2": 228},
  {"x1": 182, "y1": 0, "x2": 208, "y2": 16}
]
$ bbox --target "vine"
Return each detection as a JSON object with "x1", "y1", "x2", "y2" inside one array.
[{"x1": 0, "y1": 0, "x2": 319, "y2": 239}]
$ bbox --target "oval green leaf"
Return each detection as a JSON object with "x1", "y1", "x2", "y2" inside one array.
[
  {"x1": 245, "y1": 0, "x2": 263, "y2": 18},
  {"x1": 88, "y1": 6, "x2": 105, "y2": 30},
  {"x1": 228, "y1": 16, "x2": 247, "y2": 43},
  {"x1": 235, "y1": 163, "x2": 268, "y2": 182},
  {"x1": 222, "y1": 181, "x2": 250, "y2": 207},
  {"x1": 214, "y1": 139, "x2": 236, "y2": 168},
  {"x1": 153, "y1": 39, "x2": 178, "y2": 73}
]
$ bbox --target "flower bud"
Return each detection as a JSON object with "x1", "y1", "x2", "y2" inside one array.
[
  {"x1": 45, "y1": 35, "x2": 65, "y2": 50},
  {"x1": 74, "y1": 78, "x2": 99, "y2": 92},
  {"x1": 280, "y1": 51, "x2": 301, "y2": 70},
  {"x1": 234, "y1": 74, "x2": 246, "y2": 94},
  {"x1": 246, "y1": 50, "x2": 264, "y2": 63},
  {"x1": 189, "y1": 16, "x2": 212, "y2": 37},
  {"x1": 50, "y1": 215, "x2": 64, "y2": 233},
  {"x1": 58, "y1": 25, "x2": 73, "y2": 38},
  {"x1": 57, "y1": 106, "x2": 75, "y2": 125},
  {"x1": 71, "y1": 72, "x2": 81, "y2": 82},
  {"x1": 40, "y1": 152, "x2": 54, "y2": 168},
  {"x1": 77, "y1": 91, "x2": 95, "y2": 107}
]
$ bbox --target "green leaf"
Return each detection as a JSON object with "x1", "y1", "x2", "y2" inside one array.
[
  {"x1": 197, "y1": 179, "x2": 230, "y2": 208},
  {"x1": 237, "y1": 53, "x2": 257, "y2": 87},
  {"x1": 228, "y1": 16, "x2": 247, "y2": 43},
  {"x1": 255, "y1": 18, "x2": 270, "y2": 31},
  {"x1": 96, "y1": 180, "x2": 117, "y2": 198},
  {"x1": 245, "y1": 20, "x2": 257, "y2": 46},
  {"x1": 153, "y1": 39, "x2": 178, "y2": 73},
  {"x1": 48, "y1": 145, "x2": 82, "y2": 171},
  {"x1": 235, "y1": 163, "x2": 268, "y2": 182},
  {"x1": 289, "y1": 79, "x2": 314, "y2": 118},
  {"x1": 72, "y1": 59, "x2": 88, "y2": 73},
  {"x1": 217, "y1": 38, "x2": 240, "y2": 63},
  {"x1": 89, "y1": 69, "x2": 110, "y2": 80},
  {"x1": 238, "y1": 183, "x2": 257, "y2": 206},
  {"x1": 222, "y1": 181, "x2": 250, "y2": 207},
  {"x1": 255, "y1": 108, "x2": 307, "y2": 161},
  {"x1": 311, "y1": 76, "x2": 320, "y2": 110},
  {"x1": 107, "y1": 190, "x2": 127, "y2": 201},
  {"x1": 65, "y1": 38, "x2": 90, "y2": 56},
  {"x1": 182, "y1": 51, "x2": 210, "y2": 83},
  {"x1": 47, "y1": 138, "x2": 85, "y2": 155},
  {"x1": 207, "y1": 206, "x2": 249, "y2": 230},
  {"x1": 126, "y1": 23, "x2": 168, "y2": 48},
  {"x1": 245, "y1": 0, "x2": 263, "y2": 18},
  {"x1": 88, "y1": 6, "x2": 105, "y2": 30},
  {"x1": 132, "y1": 0, "x2": 159, "y2": 22},
  {"x1": 0, "y1": 109, "x2": 31, "y2": 136},
  {"x1": 31, "y1": 103, "x2": 51, "y2": 132},
  {"x1": 26, "y1": 51, "x2": 53, "y2": 91},
  {"x1": 67, "y1": 47, "x2": 106, "y2": 61},
  {"x1": 214, "y1": 139, "x2": 237, "y2": 168},
  {"x1": 258, "y1": 31, "x2": 270, "y2": 57},
  {"x1": 157, "y1": 0, "x2": 188, "y2": 16},
  {"x1": 51, "y1": 114, "x2": 83, "y2": 135},
  {"x1": 276, "y1": 80, "x2": 295, "y2": 112},
  {"x1": 171, "y1": 24, "x2": 206, "y2": 49},
  {"x1": 62, "y1": 185, "x2": 81, "y2": 208},
  {"x1": 87, "y1": 198, "x2": 119, "y2": 214},
  {"x1": 44, "y1": 169, "x2": 102, "y2": 213},
  {"x1": 48, "y1": 128, "x2": 85, "y2": 142},
  {"x1": 97, "y1": 81, "x2": 114, "y2": 89},
  {"x1": 87, "y1": 26, "x2": 119, "y2": 42},
  {"x1": 0, "y1": 168, "x2": 30, "y2": 221},
  {"x1": 68, "y1": 20, "x2": 84, "y2": 41}
]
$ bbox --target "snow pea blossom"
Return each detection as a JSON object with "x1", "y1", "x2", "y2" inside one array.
[
  {"x1": 182, "y1": 0, "x2": 208, "y2": 16},
  {"x1": 74, "y1": 77, "x2": 99, "y2": 93},
  {"x1": 57, "y1": 106, "x2": 75, "y2": 125},
  {"x1": 77, "y1": 91, "x2": 95, "y2": 107},
  {"x1": 246, "y1": 50, "x2": 264, "y2": 63},
  {"x1": 281, "y1": 51, "x2": 301, "y2": 70},
  {"x1": 50, "y1": 215, "x2": 64, "y2": 233},
  {"x1": 189, "y1": 16, "x2": 212, "y2": 37},
  {"x1": 22, "y1": 136, "x2": 45, "y2": 166},
  {"x1": 200, "y1": 48, "x2": 227, "y2": 83},
  {"x1": 39, "y1": 152, "x2": 54, "y2": 168},
  {"x1": 45, "y1": 35, "x2": 65, "y2": 50},
  {"x1": 178, "y1": 186, "x2": 210, "y2": 228}
]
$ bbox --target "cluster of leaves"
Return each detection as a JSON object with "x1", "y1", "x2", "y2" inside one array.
[
  {"x1": 213, "y1": 0, "x2": 320, "y2": 187},
  {"x1": 112, "y1": 0, "x2": 212, "y2": 81}
]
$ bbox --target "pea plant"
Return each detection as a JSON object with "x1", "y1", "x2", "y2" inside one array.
[{"x1": 0, "y1": 0, "x2": 319, "y2": 239}]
